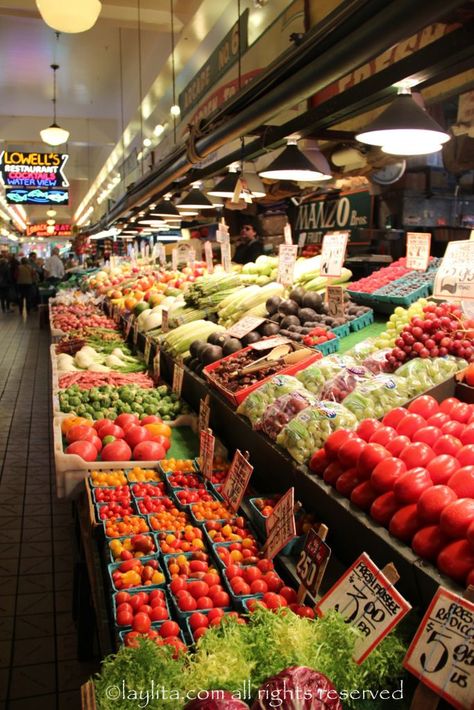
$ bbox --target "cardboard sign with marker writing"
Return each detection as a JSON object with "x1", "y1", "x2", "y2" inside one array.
[
  {"x1": 221, "y1": 241, "x2": 231, "y2": 272},
  {"x1": 204, "y1": 241, "x2": 214, "y2": 274},
  {"x1": 320, "y1": 231, "x2": 349, "y2": 277},
  {"x1": 227, "y1": 316, "x2": 266, "y2": 339},
  {"x1": 277, "y1": 244, "x2": 298, "y2": 286},
  {"x1": 326, "y1": 285, "x2": 345, "y2": 318},
  {"x1": 199, "y1": 428, "x2": 215, "y2": 481},
  {"x1": 124, "y1": 316, "x2": 134, "y2": 340},
  {"x1": 132, "y1": 320, "x2": 139, "y2": 346},
  {"x1": 144, "y1": 337, "x2": 152, "y2": 365},
  {"x1": 264, "y1": 487, "x2": 296, "y2": 559},
  {"x1": 298, "y1": 232, "x2": 307, "y2": 249},
  {"x1": 316, "y1": 552, "x2": 411, "y2": 664},
  {"x1": 153, "y1": 348, "x2": 160, "y2": 382},
  {"x1": 434, "y1": 240, "x2": 474, "y2": 300},
  {"x1": 403, "y1": 587, "x2": 474, "y2": 710},
  {"x1": 161, "y1": 309, "x2": 169, "y2": 333},
  {"x1": 221, "y1": 449, "x2": 253, "y2": 512},
  {"x1": 296, "y1": 528, "x2": 331, "y2": 598},
  {"x1": 199, "y1": 396, "x2": 210, "y2": 433},
  {"x1": 172, "y1": 360, "x2": 184, "y2": 397},
  {"x1": 216, "y1": 222, "x2": 230, "y2": 244},
  {"x1": 250, "y1": 336, "x2": 291, "y2": 351},
  {"x1": 284, "y1": 223, "x2": 293, "y2": 245},
  {"x1": 406, "y1": 232, "x2": 431, "y2": 271}
]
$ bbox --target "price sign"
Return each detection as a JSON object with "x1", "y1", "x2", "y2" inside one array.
[
  {"x1": 320, "y1": 231, "x2": 349, "y2": 277},
  {"x1": 172, "y1": 248, "x2": 178, "y2": 271},
  {"x1": 284, "y1": 223, "x2": 293, "y2": 245},
  {"x1": 470, "y1": 229, "x2": 474, "y2": 241},
  {"x1": 153, "y1": 347, "x2": 160, "y2": 382},
  {"x1": 434, "y1": 240, "x2": 474, "y2": 300},
  {"x1": 296, "y1": 527, "x2": 331, "y2": 598},
  {"x1": 298, "y1": 232, "x2": 307, "y2": 249},
  {"x1": 199, "y1": 395, "x2": 211, "y2": 433},
  {"x1": 161, "y1": 309, "x2": 169, "y2": 333},
  {"x1": 277, "y1": 244, "x2": 298, "y2": 286},
  {"x1": 403, "y1": 587, "x2": 474, "y2": 710},
  {"x1": 189, "y1": 248, "x2": 196, "y2": 270},
  {"x1": 199, "y1": 428, "x2": 215, "y2": 481},
  {"x1": 227, "y1": 315, "x2": 266, "y2": 339},
  {"x1": 124, "y1": 315, "x2": 134, "y2": 340},
  {"x1": 264, "y1": 488, "x2": 296, "y2": 560},
  {"x1": 144, "y1": 337, "x2": 152, "y2": 365},
  {"x1": 316, "y1": 552, "x2": 411, "y2": 664},
  {"x1": 326, "y1": 285, "x2": 345, "y2": 318},
  {"x1": 251, "y1": 336, "x2": 291, "y2": 351},
  {"x1": 172, "y1": 360, "x2": 184, "y2": 397},
  {"x1": 221, "y1": 241, "x2": 232, "y2": 273},
  {"x1": 113, "y1": 305, "x2": 121, "y2": 324},
  {"x1": 158, "y1": 243, "x2": 166, "y2": 266},
  {"x1": 221, "y1": 449, "x2": 253, "y2": 512},
  {"x1": 132, "y1": 320, "x2": 139, "y2": 346},
  {"x1": 462, "y1": 300, "x2": 474, "y2": 319},
  {"x1": 204, "y1": 241, "x2": 214, "y2": 274},
  {"x1": 216, "y1": 221, "x2": 230, "y2": 244},
  {"x1": 406, "y1": 232, "x2": 431, "y2": 271}
]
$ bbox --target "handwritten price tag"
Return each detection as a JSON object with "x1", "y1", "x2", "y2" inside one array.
[
  {"x1": 172, "y1": 360, "x2": 184, "y2": 397},
  {"x1": 406, "y1": 232, "x2": 431, "y2": 271},
  {"x1": 172, "y1": 248, "x2": 178, "y2": 271},
  {"x1": 199, "y1": 396, "x2": 210, "y2": 433},
  {"x1": 264, "y1": 488, "x2": 296, "y2": 560},
  {"x1": 227, "y1": 316, "x2": 266, "y2": 339},
  {"x1": 403, "y1": 587, "x2": 474, "y2": 710},
  {"x1": 316, "y1": 552, "x2": 411, "y2": 664},
  {"x1": 204, "y1": 241, "x2": 214, "y2": 274},
  {"x1": 161, "y1": 309, "x2": 169, "y2": 333},
  {"x1": 320, "y1": 231, "x2": 349, "y2": 277},
  {"x1": 132, "y1": 320, "x2": 139, "y2": 346},
  {"x1": 326, "y1": 285, "x2": 345, "y2": 318},
  {"x1": 284, "y1": 223, "x2": 293, "y2": 245},
  {"x1": 221, "y1": 450, "x2": 253, "y2": 512},
  {"x1": 277, "y1": 244, "x2": 298, "y2": 286},
  {"x1": 216, "y1": 222, "x2": 230, "y2": 244},
  {"x1": 199, "y1": 428, "x2": 215, "y2": 481},
  {"x1": 144, "y1": 337, "x2": 152, "y2": 365},
  {"x1": 124, "y1": 316, "x2": 134, "y2": 340},
  {"x1": 251, "y1": 336, "x2": 291, "y2": 351},
  {"x1": 434, "y1": 240, "x2": 474, "y2": 300},
  {"x1": 153, "y1": 348, "x2": 160, "y2": 382},
  {"x1": 296, "y1": 528, "x2": 331, "y2": 598},
  {"x1": 221, "y1": 241, "x2": 232, "y2": 273}
]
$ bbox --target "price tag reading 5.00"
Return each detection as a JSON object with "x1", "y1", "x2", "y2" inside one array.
[
  {"x1": 316, "y1": 552, "x2": 411, "y2": 664},
  {"x1": 404, "y1": 587, "x2": 474, "y2": 710}
]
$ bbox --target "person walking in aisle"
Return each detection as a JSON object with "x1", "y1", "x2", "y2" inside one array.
[
  {"x1": 44, "y1": 247, "x2": 65, "y2": 284},
  {"x1": 0, "y1": 253, "x2": 13, "y2": 312},
  {"x1": 16, "y1": 257, "x2": 36, "y2": 314}
]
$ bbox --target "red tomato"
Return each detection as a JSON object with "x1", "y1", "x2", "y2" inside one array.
[
  {"x1": 350, "y1": 481, "x2": 378, "y2": 511},
  {"x1": 149, "y1": 606, "x2": 168, "y2": 622},
  {"x1": 383, "y1": 407, "x2": 409, "y2": 430},
  {"x1": 396, "y1": 413, "x2": 426, "y2": 439},
  {"x1": 407, "y1": 395, "x2": 439, "y2": 419},
  {"x1": 159, "y1": 620, "x2": 180, "y2": 638},
  {"x1": 356, "y1": 444, "x2": 391, "y2": 480},
  {"x1": 66, "y1": 425, "x2": 96, "y2": 444},
  {"x1": 432, "y1": 435, "x2": 463, "y2": 458},
  {"x1": 230, "y1": 578, "x2": 251, "y2": 596},
  {"x1": 249, "y1": 579, "x2": 268, "y2": 594},
  {"x1": 194, "y1": 627, "x2": 208, "y2": 640},
  {"x1": 389, "y1": 504, "x2": 420, "y2": 542},
  {"x1": 417, "y1": 485, "x2": 458, "y2": 524},
  {"x1": 371, "y1": 457, "x2": 407, "y2": 493},
  {"x1": 207, "y1": 608, "x2": 225, "y2": 621},
  {"x1": 115, "y1": 591, "x2": 131, "y2": 605},
  {"x1": 279, "y1": 586, "x2": 297, "y2": 604},
  {"x1": 124, "y1": 631, "x2": 142, "y2": 648},
  {"x1": 426, "y1": 454, "x2": 461, "y2": 485},
  {"x1": 437, "y1": 540, "x2": 474, "y2": 584},
  {"x1": 115, "y1": 413, "x2": 140, "y2": 429},
  {"x1": 450, "y1": 402, "x2": 472, "y2": 424},
  {"x1": 170, "y1": 577, "x2": 186, "y2": 594},
  {"x1": 101, "y1": 440, "x2": 132, "y2": 461},
  {"x1": 439, "y1": 398, "x2": 461, "y2": 417},
  {"x1": 65, "y1": 440, "x2": 98, "y2": 461},
  {"x1": 369, "y1": 426, "x2": 396, "y2": 447},
  {"x1": 262, "y1": 592, "x2": 286, "y2": 609},
  {"x1": 94, "y1": 418, "x2": 114, "y2": 433},
  {"x1": 189, "y1": 612, "x2": 209, "y2": 630},
  {"x1": 467, "y1": 520, "x2": 474, "y2": 549},
  {"x1": 309, "y1": 449, "x2": 329, "y2": 475},
  {"x1": 125, "y1": 425, "x2": 151, "y2": 448},
  {"x1": 456, "y1": 445, "x2": 474, "y2": 468},
  {"x1": 90, "y1": 435, "x2": 103, "y2": 452},
  {"x1": 133, "y1": 441, "x2": 166, "y2": 461},
  {"x1": 448, "y1": 466, "x2": 474, "y2": 498},
  {"x1": 412, "y1": 525, "x2": 447, "y2": 560},
  {"x1": 243, "y1": 567, "x2": 261, "y2": 584},
  {"x1": 460, "y1": 425, "x2": 474, "y2": 446},
  {"x1": 140, "y1": 415, "x2": 162, "y2": 425},
  {"x1": 335, "y1": 469, "x2": 360, "y2": 497},
  {"x1": 178, "y1": 595, "x2": 197, "y2": 612},
  {"x1": 116, "y1": 610, "x2": 134, "y2": 626},
  {"x1": 202, "y1": 573, "x2": 220, "y2": 587},
  {"x1": 412, "y1": 427, "x2": 442, "y2": 448},
  {"x1": 426, "y1": 412, "x2": 450, "y2": 428},
  {"x1": 99, "y1": 424, "x2": 125, "y2": 440},
  {"x1": 338, "y1": 437, "x2": 366, "y2": 468},
  {"x1": 150, "y1": 434, "x2": 171, "y2": 452},
  {"x1": 385, "y1": 435, "x2": 411, "y2": 457},
  {"x1": 322, "y1": 461, "x2": 345, "y2": 486},
  {"x1": 187, "y1": 581, "x2": 209, "y2": 599},
  {"x1": 356, "y1": 418, "x2": 382, "y2": 442},
  {"x1": 324, "y1": 430, "x2": 356, "y2": 460},
  {"x1": 394, "y1": 467, "x2": 433, "y2": 504},
  {"x1": 399, "y1": 442, "x2": 435, "y2": 470},
  {"x1": 441, "y1": 420, "x2": 466, "y2": 440},
  {"x1": 132, "y1": 612, "x2": 151, "y2": 633},
  {"x1": 370, "y1": 492, "x2": 400, "y2": 525},
  {"x1": 440, "y1": 498, "x2": 474, "y2": 538},
  {"x1": 263, "y1": 572, "x2": 283, "y2": 592}
]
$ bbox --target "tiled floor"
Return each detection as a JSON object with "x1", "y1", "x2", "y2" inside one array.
[{"x1": 0, "y1": 312, "x2": 100, "y2": 710}]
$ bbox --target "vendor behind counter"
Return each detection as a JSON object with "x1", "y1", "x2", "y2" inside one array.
[{"x1": 232, "y1": 220, "x2": 264, "y2": 264}]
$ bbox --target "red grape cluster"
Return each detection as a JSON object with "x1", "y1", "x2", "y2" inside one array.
[{"x1": 386, "y1": 303, "x2": 474, "y2": 369}]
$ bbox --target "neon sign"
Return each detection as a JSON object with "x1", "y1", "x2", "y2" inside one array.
[
  {"x1": 0, "y1": 151, "x2": 69, "y2": 189},
  {"x1": 5, "y1": 188, "x2": 69, "y2": 205}
]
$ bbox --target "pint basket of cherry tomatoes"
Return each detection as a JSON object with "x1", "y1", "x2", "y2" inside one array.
[
  {"x1": 185, "y1": 609, "x2": 246, "y2": 644},
  {"x1": 108, "y1": 533, "x2": 158, "y2": 563},
  {"x1": 119, "y1": 621, "x2": 187, "y2": 655},
  {"x1": 167, "y1": 564, "x2": 233, "y2": 620},
  {"x1": 157, "y1": 526, "x2": 207, "y2": 555},
  {"x1": 108, "y1": 556, "x2": 166, "y2": 592},
  {"x1": 113, "y1": 588, "x2": 171, "y2": 630}
]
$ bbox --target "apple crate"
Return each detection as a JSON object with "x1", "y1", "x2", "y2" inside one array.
[
  {"x1": 106, "y1": 532, "x2": 160, "y2": 563},
  {"x1": 349, "y1": 309, "x2": 374, "y2": 332},
  {"x1": 108, "y1": 556, "x2": 166, "y2": 593},
  {"x1": 112, "y1": 588, "x2": 172, "y2": 629}
]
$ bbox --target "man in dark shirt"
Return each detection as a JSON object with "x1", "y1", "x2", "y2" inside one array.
[{"x1": 233, "y1": 222, "x2": 264, "y2": 264}]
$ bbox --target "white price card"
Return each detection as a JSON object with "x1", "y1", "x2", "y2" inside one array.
[
  {"x1": 221, "y1": 241, "x2": 232, "y2": 273},
  {"x1": 172, "y1": 248, "x2": 178, "y2": 271},
  {"x1": 153, "y1": 348, "x2": 160, "y2": 382},
  {"x1": 434, "y1": 240, "x2": 474, "y2": 300},
  {"x1": 264, "y1": 487, "x2": 296, "y2": 560},
  {"x1": 320, "y1": 231, "x2": 349, "y2": 277},
  {"x1": 158, "y1": 243, "x2": 166, "y2": 266},
  {"x1": 296, "y1": 528, "x2": 331, "y2": 598},
  {"x1": 132, "y1": 320, "x2": 139, "y2": 346},
  {"x1": 406, "y1": 232, "x2": 431, "y2": 271},
  {"x1": 161, "y1": 308, "x2": 169, "y2": 333},
  {"x1": 326, "y1": 285, "x2": 345, "y2": 318},
  {"x1": 172, "y1": 360, "x2": 184, "y2": 397},
  {"x1": 189, "y1": 248, "x2": 196, "y2": 270},
  {"x1": 221, "y1": 449, "x2": 253, "y2": 512},
  {"x1": 204, "y1": 241, "x2": 214, "y2": 274},
  {"x1": 277, "y1": 244, "x2": 298, "y2": 286},
  {"x1": 144, "y1": 337, "x2": 152, "y2": 366},
  {"x1": 199, "y1": 396, "x2": 211, "y2": 433},
  {"x1": 124, "y1": 315, "x2": 134, "y2": 340},
  {"x1": 216, "y1": 221, "x2": 230, "y2": 244},
  {"x1": 251, "y1": 336, "x2": 291, "y2": 351},
  {"x1": 284, "y1": 223, "x2": 293, "y2": 245},
  {"x1": 227, "y1": 315, "x2": 266, "y2": 339},
  {"x1": 298, "y1": 232, "x2": 307, "y2": 249},
  {"x1": 470, "y1": 229, "x2": 474, "y2": 241},
  {"x1": 316, "y1": 552, "x2": 411, "y2": 664},
  {"x1": 199, "y1": 428, "x2": 215, "y2": 481},
  {"x1": 404, "y1": 587, "x2": 474, "y2": 710}
]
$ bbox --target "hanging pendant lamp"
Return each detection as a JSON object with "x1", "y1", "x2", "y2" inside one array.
[
  {"x1": 36, "y1": 0, "x2": 101, "y2": 33},
  {"x1": 208, "y1": 166, "x2": 266, "y2": 198},
  {"x1": 40, "y1": 64, "x2": 69, "y2": 146},
  {"x1": 148, "y1": 197, "x2": 180, "y2": 218},
  {"x1": 177, "y1": 185, "x2": 214, "y2": 210},
  {"x1": 356, "y1": 88, "x2": 450, "y2": 156},
  {"x1": 259, "y1": 138, "x2": 332, "y2": 181}
]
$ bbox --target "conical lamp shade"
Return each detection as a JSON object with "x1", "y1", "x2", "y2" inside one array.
[
  {"x1": 177, "y1": 188, "x2": 214, "y2": 210},
  {"x1": 36, "y1": 0, "x2": 101, "y2": 33},
  {"x1": 356, "y1": 92, "x2": 450, "y2": 155},
  {"x1": 259, "y1": 142, "x2": 330, "y2": 181},
  {"x1": 208, "y1": 171, "x2": 266, "y2": 198},
  {"x1": 149, "y1": 200, "x2": 180, "y2": 218}
]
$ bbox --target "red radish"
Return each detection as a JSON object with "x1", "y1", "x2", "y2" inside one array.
[
  {"x1": 324, "y1": 430, "x2": 355, "y2": 460},
  {"x1": 371, "y1": 458, "x2": 407, "y2": 493},
  {"x1": 412, "y1": 525, "x2": 448, "y2": 560},
  {"x1": 397, "y1": 413, "x2": 426, "y2": 439},
  {"x1": 356, "y1": 444, "x2": 390, "y2": 480},
  {"x1": 448, "y1": 466, "x2": 474, "y2": 498},
  {"x1": 335, "y1": 469, "x2": 360, "y2": 497},
  {"x1": 456, "y1": 445, "x2": 474, "y2": 467},
  {"x1": 427, "y1": 454, "x2": 460, "y2": 485},
  {"x1": 440, "y1": 498, "x2": 474, "y2": 538},
  {"x1": 399, "y1": 442, "x2": 435, "y2": 470},
  {"x1": 337, "y1": 437, "x2": 366, "y2": 468},
  {"x1": 356, "y1": 419, "x2": 382, "y2": 442},
  {"x1": 432, "y1": 435, "x2": 463, "y2": 457},
  {"x1": 437, "y1": 540, "x2": 474, "y2": 584},
  {"x1": 370, "y1": 492, "x2": 400, "y2": 525},
  {"x1": 309, "y1": 449, "x2": 329, "y2": 475},
  {"x1": 412, "y1": 427, "x2": 442, "y2": 448},
  {"x1": 350, "y1": 481, "x2": 378, "y2": 510},
  {"x1": 383, "y1": 407, "x2": 409, "y2": 430},
  {"x1": 417, "y1": 485, "x2": 458, "y2": 524},
  {"x1": 322, "y1": 461, "x2": 345, "y2": 486},
  {"x1": 408, "y1": 395, "x2": 439, "y2": 419},
  {"x1": 385, "y1": 435, "x2": 411, "y2": 457},
  {"x1": 389, "y1": 504, "x2": 420, "y2": 542},
  {"x1": 393, "y1": 467, "x2": 433, "y2": 504}
]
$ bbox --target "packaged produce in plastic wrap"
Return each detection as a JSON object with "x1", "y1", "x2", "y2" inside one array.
[
  {"x1": 236, "y1": 374, "x2": 306, "y2": 427},
  {"x1": 395, "y1": 356, "x2": 468, "y2": 398},
  {"x1": 362, "y1": 349, "x2": 392, "y2": 374},
  {"x1": 343, "y1": 374, "x2": 409, "y2": 420},
  {"x1": 347, "y1": 338, "x2": 378, "y2": 361},
  {"x1": 321, "y1": 364, "x2": 374, "y2": 402},
  {"x1": 295, "y1": 354, "x2": 357, "y2": 396},
  {"x1": 256, "y1": 390, "x2": 318, "y2": 440},
  {"x1": 276, "y1": 401, "x2": 358, "y2": 463}
]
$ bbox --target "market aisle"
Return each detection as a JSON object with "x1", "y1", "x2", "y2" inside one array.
[{"x1": 0, "y1": 313, "x2": 99, "y2": 710}]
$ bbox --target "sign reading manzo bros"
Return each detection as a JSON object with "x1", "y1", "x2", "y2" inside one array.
[{"x1": 295, "y1": 190, "x2": 374, "y2": 244}]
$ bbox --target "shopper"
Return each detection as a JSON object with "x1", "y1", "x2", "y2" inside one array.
[
  {"x1": 233, "y1": 221, "x2": 264, "y2": 264},
  {"x1": 44, "y1": 247, "x2": 65, "y2": 284},
  {"x1": 16, "y1": 257, "x2": 36, "y2": 314},
  {"x1": 28, "y1": 251, "x2": 43, "y2": 309},
  {"x1": 0, "y1": 253, "x2": 13, "y2": 312}
]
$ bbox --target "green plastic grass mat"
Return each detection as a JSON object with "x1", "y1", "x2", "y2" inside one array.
[
  {"x1": 167, "y1": 425, "x2": 199, "y2": 460},
  {"x1": 339, "y1": 318, "x2": 387, "y2": 354}
]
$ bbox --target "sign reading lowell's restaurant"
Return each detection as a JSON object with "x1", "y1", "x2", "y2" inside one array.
[
  {"x1": 295, "y1": 190, "x2": 374, "y2": 245},
  {"x1": 0, "y1": 151, "x2": 69, "y2": 188}
]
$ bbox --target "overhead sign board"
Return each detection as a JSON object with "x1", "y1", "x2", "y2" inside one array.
[
  {"x1": 295, "y1": 191, "x2": 373, "y2": 245},
  {"x1": 26, "y1": 223, "x2": 72, "y2": 238},
  {"x1": 5, "y1": 187, "x2": 69, "y2": 205},
  {"x1": 0, "y1": 151, "x2": 69, "y2": 189}
]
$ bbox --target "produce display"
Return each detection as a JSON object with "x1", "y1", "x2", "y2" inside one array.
[
  {"x1": 58, "y1": 385, "x2": 186, "y2": 421},
  {"x1": 347, "y1": 256, "x2": 439, "y2": 298},
  {"x1": 256, "y1": 390, "x2": 318, "y2": 440},
  {"x1": 56, "y1": 346, "x2": 145, "y2": 373},
  {"x1": 51, "y1": 303, "x2": 117, "y2": 332}
]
